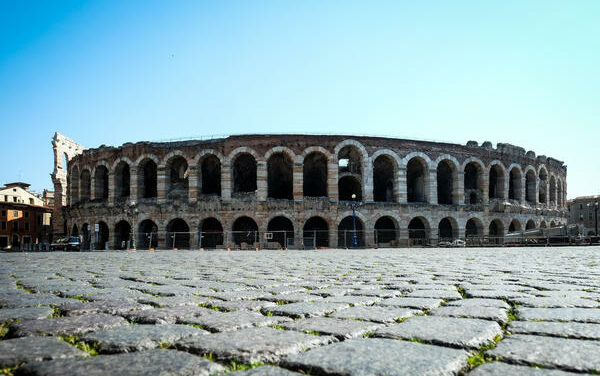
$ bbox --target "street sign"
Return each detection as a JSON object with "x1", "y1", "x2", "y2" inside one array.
[{"x1": 94, "y1": 224, "x2": 99, "y2": 232}]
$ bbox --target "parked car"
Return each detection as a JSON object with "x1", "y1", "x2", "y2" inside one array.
[{"x1": 50, "y1": 237, "x2": 81, "y2": 251}]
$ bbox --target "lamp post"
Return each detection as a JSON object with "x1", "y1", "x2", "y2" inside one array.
[
  {"x1": 127, "y1": 201, "x2": 139, "y2": 250},
  {"x1": 349, "y1": 193, "x2": 362, "y2": 248}
]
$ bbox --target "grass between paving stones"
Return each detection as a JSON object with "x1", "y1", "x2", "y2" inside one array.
[
  {"x1": 199, "y1": 303, "x2": 230, "y2": 312},
  {"x1": 271, "y1": 325, "x2": 286, "y2": 331},
  {"x1": 0, "y1": 364, "x2": 20, "y2": 376},
  {"x1": 51, "y1": 306, "x2": 64, "y2": 318},
  {"x1": 225, "y1": 361, "x2": 264, "y2": 372},
  {"x1": 15, "y1": 281, "x2": 35, "y2": 294},
  {"x1": 465, "y1": 335, "x2": 502, "y2": 370},
  {"x1": 0, "y1": 322, "x2": 10, "y2": 340},
  {"x1": 455, "y1": 285, "x2": 467, "y2": 299},
  {"x1": 59, "y1": 335, "x2": 100, "y2": 356}
]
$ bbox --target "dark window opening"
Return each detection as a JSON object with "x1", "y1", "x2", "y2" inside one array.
[
  {"x1": 408, "y1": 217, "x2": 428, "y2": 242},
  {"x1": 489, "y1": 220, "x2": 504, "y2": 244},
  {"x1": 438, "y1": 218, "x2": 454, "y2": 240},
  {"x1": 373, "y1": 156, "x2": 395, "y2": 202},
  {"x1": 233, "y1": 154, "x2": 257, "y2": 194},
  {"x1": 267, "y1": 216, "x2": 294, "y2": 248},
  {"x1": 407, "y1": 158, "x2": 426, "y2": 203},
  {"x1": 337, "y1": 146, "x2": 362, "y2": 175},
  {"x1": 509, "y1": 168, "x2": 522, "y2": 201},
  {"x1": 200, "y1": 218, "x2": 223, "y2": 248},
  {"x1": 489, "y1": 165, "x2": 504, "y2": 199},
  {"x1": 337, "y1": 216, "x2": 364, "y2": 248},
  {"x1": 114, "y1": 220, "x2": 131, "y2": 250},
  {"x1": 71, "y1": 224, "x2": 79, "y2": 237},
  {"x1": 338, "y1": 176, "x2": 362, "y2": 201},
  {"x1": 508, "y1": 220, "x2": 521, "y2": 233},
  {"x1": 80, "y1": 170, "x2": 91, "y2": 202},
  {"x1": 539, "y1": 170, "x2": 548, "y2": 204},
  {"x1": 303, "y1": 152, "x2": 327, "y2": 197},
  {"x1": 303, "y1": 217, "x2": 329, "y2": 248},
  {"x1": 201, "y1": 155, "x2": 221, "y2": 196},
  {"x1": 96, "y1": 221, "x2": 109, "y2": 250},
  {"x1": 232, "y1": 216, "x2": 259, "y2": 246},
  {"x1": 465, "y1": 219, "x2": 482, "y2": 237},
  {"x1": 138, "y1": 219, "x2": 158, "y2": 249},
  {"x1": 437, "y1": 160, "x2": 454, "y2": 205},
  {"x1": 115, "y1": 162, "x2": 131, "y2": 199},
  {"x1": 374, "y1": 216, "x2": 397, "y2": 244},
  {"x1": 525, "y1": 171, "x2": 536, "y2": 203},
  {"x1": 549, "y1": 177, "x2": 557, "y2": 204},
  {"x1": 168, "y1": 157, "x2": 189, "y2": 200},
  {"x1": 464, "y1": 162, "x2": 482, "y2": 204},
  {"x1": 94, "y1": 166, "x2": 109, "y2": 201},
  {"x1": 167, "y1": 218, "x2": 190, "y2": 249},
  {"x1": 267, "y1": 153, "x2": 293, "y2": 199},
  {"x1": 139, "y1": 160, "x2": 157, "y2": 199},
  {"x1": 526, "y1": 220, "x2": 536, "y2": 230}
]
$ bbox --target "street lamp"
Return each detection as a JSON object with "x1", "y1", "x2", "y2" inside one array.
[
  {"x1": 127, "y1": 201, "x2": 139, "y2": 250},
  {"x1": 349, "y1": 193, "x2": 362, "y2": 248}
]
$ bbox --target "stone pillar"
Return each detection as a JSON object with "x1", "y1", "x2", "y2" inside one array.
[
  {"x1": 328, "y1": 163, "x2": 338, "y2": 201},
  {"x1": 520, "y1": 177, "x2": 526, "y2": 204},
  {"x1": 257, "y1": 161, "x2": 267, "y2": 201},
  {"x1": 157, "y1": 167, "x2": 167, "y2": 204},
  {"x1": 222, "y1": 162, "x2": 232, "y2": 201},
  {"x1": 458, "y1": 227, "x2": 466, "y2": 241},
  {"x1": 188, "y1": 167, "x2": 198, "y2": 203},
  {"x1": 365, "y1": 224, "x2": 375, "y2": 247},
  {"x1": 294, "y1": 226, "x2": 303, "y2": 249},
  {"x1": 428, "y1": 171, "x2": 438, "y2": 205},
  {"x1": 329, "y1": 228, "x2": 337, "y2": 249},
  {"x1": 429, "y1": 228, "x2": 439, "y2": 244},
  {"x1": 108, "y1": 172, "x2": 115, "y2": 206},
  {"x1": 90, "y1": 175, "x2": 96, "y2": 201},
  {"x1": 397, "y1": 168, "x2": 407, "y2": 203},
  {"x1": 503, "y1": 172, "x2": 509, "y2": 201},
  {"x1": 363, "y1": 159, "x2": 374, "y2": 202},
  {"x1": 293, "y1": 159, "x2": 303, "y2": 200},
  {"x1": 130, "y1": 168, "x2": 138, "y2": 202},
  {"x1": 482, "y1": 172, "x2": 489, "y2": 205},
  {"x1": 457, "y1": 172, "x2": 465, "y2": 205}
]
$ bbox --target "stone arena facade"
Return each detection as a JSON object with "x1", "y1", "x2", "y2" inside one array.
[{"x1": 51, "y1": 133, "x2": 568, "y2": 249}]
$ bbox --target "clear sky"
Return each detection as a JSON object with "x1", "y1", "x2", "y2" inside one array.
[{"x1": 1, "y1": 1, "x2": 598, "y2": 198}]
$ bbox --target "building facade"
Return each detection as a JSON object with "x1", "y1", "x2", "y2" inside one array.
[
  {"x1": 53, "y1": 134, "x2": 568, "y2": 250},
  {"x1": 567, "y1": 196, "x2": 599, "y2": 236},
  {"x1": 0, "y1": 183, "x2": 52, "y2": 250}
]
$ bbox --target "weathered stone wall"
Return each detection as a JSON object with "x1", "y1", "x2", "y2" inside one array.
[{"x1": 61, "y1": 134, "x2": 568, "y2": 248}]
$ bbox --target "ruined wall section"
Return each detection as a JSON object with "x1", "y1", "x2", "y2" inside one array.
[{"x1": 51, "y1": 133, "x2": 86, "y2": 236}]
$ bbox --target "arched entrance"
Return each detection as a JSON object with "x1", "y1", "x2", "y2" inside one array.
[
  {"x1": 303, "y1": 217, "x2": 329, "y2": 248},
  {"x1": 138, "y1": 219, "x2": 158, "y2": 249},
  {"x1": 489, "y1": 219, "x2": 504, "y2": 245},
  {"x1": 408, "y1": 217, "x2": 429, "y2": 246},
  {"x1": 96, "y1": 221, "x2": 109, "y2": 250},
  {"x1": 338, "y1": 216, "x2": 364, "y2": 248},
  {"x1": 438, "y1": 217, "x2": 457, "y2": 241},
  {"x1": 267, "y1": 216, "x2": 294, "y2": 249},
  {"x1": 374, "y1": 216, "x2": 397, "y2": 245},
  {"x1": 200, "y1": 218, "x2": 223, "y2": 249},
  {"x1": 232, "y1": 216, "x2": 259, "y2": 247},
  {"x1": 166, "y1": 218, "x2": 190, "y2": 249},
  {"x1": 115, "y1": 220, "x2": 131, "y2": 250}
]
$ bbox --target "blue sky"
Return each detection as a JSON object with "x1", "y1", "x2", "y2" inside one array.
[{"x1": 0, "y1": 1, "x2": 598, "y2": 198}]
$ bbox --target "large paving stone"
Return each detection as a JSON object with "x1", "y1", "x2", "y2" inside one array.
[
  {"x1": 137, "y1": 295, "x2": 210, "y2": 308},
  {"x1": 178, "y1": 310, "x2": 291, "y2": 332},
  {"x1": 430, "y1": 305, "x2": 508, "y2": 323},
  {"x1": 517, "y1": 308, "x2": 600, "y2": 323},
  {"x1": 262, "y1": 302, "x2": 349, "y2": 318},
  {"x1": 15, "y1": 349, "x2": 225, "y2": 376},
  {"x1": 282, "y1": 317, "x2": 383, "y2": 339},
  {"x1": 81, "y1": 324, "x2": 207, "y2": 353},
  {"x1": 331, "y1": 306, "x2": 420, "y2": 323},
  {"x1": 465, "y1": 289, "x2": 530, "y2": 300},
  {"x1": 121, "y1": 305, "x2": 212, "y2": 324},
  {"x1": 282, "y1": 338, "x2": 469, "y2": 376},
  {"x1": 405, "y1": 289, "x2": 463, "y2": 300},
  {"x1": 203, "y1": 300, "x2": 276, "y2": 312},
  {"x1": 374, "y1": 316, "x2": 502, "y2": 349},
  {"x1": 513, "y1": 296, "x2": 600, "y2": 308},
  {"x1": 321, "y1": 295, "x2": 381, "y2": 306},
  {"x1": 0, "y1": 307, "x2": 53, "y2": 322},
  {"x1": 508, "y1": 321, "x2": 600, "y2": 340},
  {"x1": 0, "y1": 293, "x2": 79, "y2": 308},
  {"x1": 445, "y1": 298, "x2": 510, "y2": 309},
  {"x1": 469, "y1": 362, "x2": 586, "y2": 375},
  {"x1": 0, "y1": 336, "x2": 88, "y2": 367},
  {"x1": 488, "y1": 334, "x2": 600, "y2": 373},
  {"x1": 9, "y1": 313, "x2": 128, "y2": 337},
  {"x1": 377, "y1": 297, "x2": 443, "y2": 310},
  {"x1": 229, "y1": 366, "x2": 303, "y2": 375},
  {"x1": 175, "y1": 327, "x2": 335, "y2": 363},
  {"x1": 58, "y1": 300, "x2": 153, "y2": 316}
]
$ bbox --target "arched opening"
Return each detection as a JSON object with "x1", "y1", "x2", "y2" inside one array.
[
  {"x1": 464, "y1": 162, "x2": 483, "y2": 204},
  {"x1": 201, "y1": 155, "x2": 221, "y2": 196},
  {"x1": 338, "y1": 176, "x2": 362, "y2": 201},
  {"x1": 303, "y1": 152, "x2": 327, "y2": 197},
  {"x1": 167, "y1": 157, "x2": 189, "y2": 200},
  {"x1": 96, "y1": 221, "x2": 109, "y2": 250},
  {"x1": 525, "y1": 170, "x2": 536, "y2": 204},
  {"x1": 540, "y1": 221, "x2": 547, "y2": 229},
  {"x1": 539, "y1": 169, "x2": 548, "y2": 204},
  {"x1": 549, "y1": 177, "x2": 557, "y2": 205},
  {"x1": 509, "y1": 167, "x2": 522, "y2": 201},
  {"x1": 466, "y1": 218, "x2": 483, "y2": 237},
  {"x1": 526, "y1": 220, "x2": 536, "y2": 230},
  {"x1": 373, "y1": 155, "x2": 396, "y2": 202},
  {"x1": 115, "y1": 220, "x2": 131, "y2": 250},
  {"x1": 232, "y1": 216, "x2": 259, "y2": 247},
  {"x1": 114, "y1": 162, "x2": 130, "y2": 200},
  {"x1": 550, "y1": 221, "x2": 556, "y2": 228},
  {"x1": 407, "y1": 158, "x2": 427, "y2": 203},
  {"x1": 267, "y1": 152, "x2": 293, "y2": 199},
  {"x1": 303, "y1": 217, "x2": 329, "y2": 248},
  {"x1": 267, "y1": 216, "x2": 294, "y2": 248},
  {"x1": 138, "y1": 159, "x2": 157, "y2": 199},
  {"x1": 200, "y1": 218, "x2": 223, "y2": 249},
  {"x1": 94, "y1": 166, "x2": 109, "y2": 201},
  {"x1": 80, "y1": 170, "x2": 91, "y2": 202},
  {"x1": 81, "y1": 223, "x2": 90, "y2": 250},
  {"x1": 62, "y1": 153, "x2": 68, "y2": 170},
  {"x1": 71, "y1": 167, "x2": 79, "y2": 204},
  {"x1": 438, "y1": 217, "x2": 456, "y2": 241},
  {"x1": 508, "y1": 219, "x2": 521, "y2": 233},
  {"x1": 374, "y1": 216, "x2": 397, "y2": 245},
  {"x1": 166, "y1": 218, "x2": 190, "y2": 249},
  {"x1": 71, "y1": 224, "x2": 79, "y2": 237},
  {"x1": 338, "y1": 216, "x2": 364, "y2": 248},
  {"x1": 408, "y1": 217, "x2": 429, "y2": 245},
  {"x1": 233, "y1": 153, "x2": 257, "y2": 194},
  {"x1": 488, "y1": 219, "x2": 504, "y2": 244},
  {"x1": 557, "y1": 181, "x2": 563, "y2": 208},
  {"x1": 489, "y1": 165, "x2": 505, "y2": 200},
  {"x1": 437, "y1": 160, "x2": 456, "y2": 205},
  {"x1": 138, "y1": 219, "x2": 158, "y2": 249}
]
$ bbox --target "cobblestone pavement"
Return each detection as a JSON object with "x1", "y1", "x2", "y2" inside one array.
[{"x1": 1, "y1": 247, "x2": 600, "y2": 375}]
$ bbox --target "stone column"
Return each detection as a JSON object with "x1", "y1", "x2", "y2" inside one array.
[
  {"x1": 503, "y1": 171, "x2": 509, "y2": 201},
  {"x1": 328, "y1": 163, "x2": 338, "y2": 201},
  {"x1": 90, "y1": 175, "x2": 96, "y2": 201},
  {"x1": 482, "y1": 172, "x2": 489, "y2": 205},
  {"x1": 428, "y1": 171, "x2": 438, "y2": 205},
  {"x1": 157, "y1": 167, "x2": 167, "y2": 204},
  {"x1": 108, "y1": 172, "x2": 115, "y2": 206},
  {"x1": 221, "y1": 161, "x2": 232, "y2": 201},
  {"x1": 458, "y1": 227, "x2": 466, "y2": 241},
  {"x1": 363, "y1": 159, "x2": 374, "y2": 202},
  {"x1": 188, "y1": 167, "x2": 198, "y2": 203},
  {"x1": 293, "y1": 159, "x2": 303, "y2": 200},
  {"x1": 257, "y1": 161, "x2": 267, "y2": 201},
  {"x1": 329, "y1": 228, "x2": 337, "y2": 249},
  {"x1": 397, "y1": 168, "x2": 407, "y2": 203},
  {"x1": 520, "y1": 177, "x2": 526, "y2": 204},
  {"x1": 456, "y1": 172, "x2": 464, "y2": 205},
  {"x1": 130, "y1": 167, "x2": 138, "y2": 202}
]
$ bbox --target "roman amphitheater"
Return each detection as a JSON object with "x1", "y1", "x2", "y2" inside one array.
[{"x1": 51, "y1": 133, "x2": 568, "y2": 250}]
